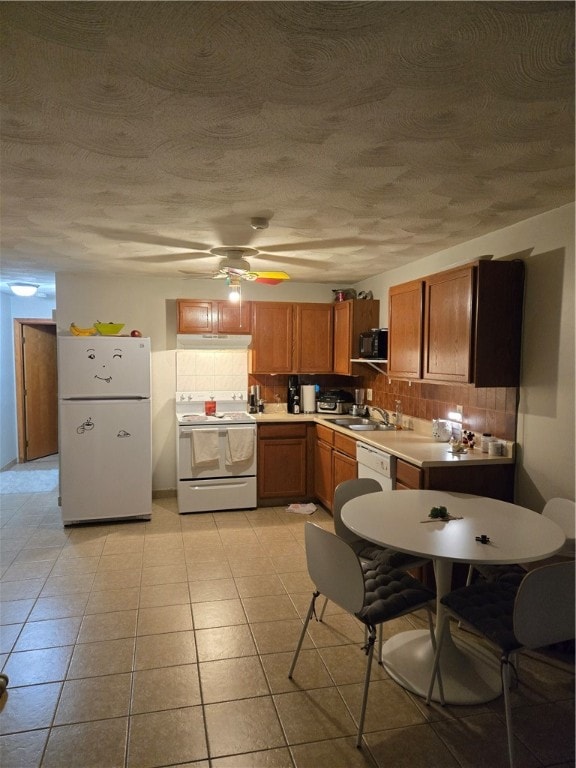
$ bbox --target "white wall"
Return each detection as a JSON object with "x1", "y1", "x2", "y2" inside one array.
[
  {"x1": 356, "y1": 204, "x2": 575, "y2": 510},
  {"x1": 0, "y1": 292, "x2": 56, "y2": 469},
  {"x1": 55, "y1": 275, "x2": 342, "y2": 492}
]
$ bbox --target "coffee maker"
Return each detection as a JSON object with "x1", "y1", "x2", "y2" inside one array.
[{"x1": 287, "y1": 375, "x2": 300, "y2": 413}]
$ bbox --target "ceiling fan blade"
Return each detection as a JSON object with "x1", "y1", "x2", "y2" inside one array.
[
  {"x1": 262, "y1": 238, "x2": 382, "y2": 253},
  {"x1": 178, "y1": 269, "x2": 214, "y2": 278},
  {"x1": 255, "y1": 253, "x2": 319, "y2": 269},
  {"x1": 252, "y1": 271, "x2": 290, "y2": 285},
  {"x1": 81, "y1": 225, "x2": 211, "y2": 251},
  {"x1": 127, "y1": 251, "x2": 212, "y2": 263}
]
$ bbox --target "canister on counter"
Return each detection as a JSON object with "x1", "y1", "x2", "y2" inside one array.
[
  {"x1": 481, "y1": 433, "x2": 492, "y2": 452},
  {"x1": 488, "y1": 440, "x2": 503, "y2": 456}
]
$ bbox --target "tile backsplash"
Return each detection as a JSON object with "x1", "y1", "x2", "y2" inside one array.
[
  {"x1": 248, "y1": 370, "x2": 518, "y2": 442},
  {"x1": 176, "y1": 350, "x2": 248, "y2": 393},
  {"x1": 177, "y1": 350, "x2": 518, "y2": 443}
]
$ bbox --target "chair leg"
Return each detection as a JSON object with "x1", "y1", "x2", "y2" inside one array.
[
  {"x1": 356, "y1": 626, "x2": 376, "y2": 748},
  {"x1": 501, "y1": 655, "x2": 516, "y2": 768},
  {"x1": 465, "y1": 564, "x2": 475, "y2": 586},
  {"x1": 288, "y1": 591, "x2": 318, "y2": 679}
]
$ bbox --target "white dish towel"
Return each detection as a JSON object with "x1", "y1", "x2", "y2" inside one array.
[
  {"x1": 191, "y1": 429, "x2": 220, "y2": 467},
  {"x1": 225, "y1": 428, "x2": 254, "y2": 465}
]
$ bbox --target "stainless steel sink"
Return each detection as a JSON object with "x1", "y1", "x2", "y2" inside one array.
[
  {"x1": 331, "y1": 417, "x2": 397, "y2": 432},
  {"x1": 332, "y1": 417, "x2": 371, "y2": 426}
]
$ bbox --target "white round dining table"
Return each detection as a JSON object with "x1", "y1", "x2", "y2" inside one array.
[{"x1": 341, "y1": 489, "x2": 566, "y2": 704}]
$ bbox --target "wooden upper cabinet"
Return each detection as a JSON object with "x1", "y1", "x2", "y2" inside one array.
[
  {"x1": 387, "y1": 280, "x2": 424, "y2": 379},
  {"x1": 333, "y1": 299, "x2": 380, "y2": 375},
  {"x1": 423, "y1": 261, "x2": 525, "y2": 386},
  {"x1": 471, "y1": 259, "x2": 524, "y2": 387},
  {"x1": 250, "y1": 301, "x2": 333, "y2": 374},
  {"x1": 177, "y1": 299, "x2": 251, "y2": 334},
  {"x1": 388, "y1": 260, "x2": 525, "y2": 386},
  {"x1": 216, "y1": 301, "x2": 252, "y2": 333},
  {"x1": 423, "y1": 266, "x2": 474, "y2": 382},
  {"x1": 177, "y1": 300, "x2": 214, "y2": 334},
  {"x1": 250, "y1": 302, "x2": 294, "y2": 374},
  {"x1": 294, "y1": 303, "x2": 333, "y2": 373}
]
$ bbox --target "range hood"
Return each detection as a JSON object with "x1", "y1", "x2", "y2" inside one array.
[{"x1": 176, "y1": 334, "x2": 252, "y2": 350}]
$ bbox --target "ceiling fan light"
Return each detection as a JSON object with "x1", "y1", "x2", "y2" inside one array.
[
  {"x1": 227, "y1": 275, "x2": 242, "y2": 303},
  {"x1": 9, "y1": 282, "x2": 39, "y2": 297},
  {"x1": 228, "y1": 285, "x2": 241, "y2": 303}
]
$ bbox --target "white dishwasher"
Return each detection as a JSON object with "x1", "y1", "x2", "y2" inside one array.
[{"x1": 356, "y1": 442, "x2": 395, "y2": 490}]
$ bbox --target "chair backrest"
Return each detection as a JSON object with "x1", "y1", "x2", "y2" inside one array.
[
  {"x1": 332, "y1": 478, "x2": 382, "y2": 544},
  {"x1": 513, "y1": 561, "x2": 575, "y2": 649},
  {"x1": 304, "y1": 522, "x2": 365, "y2": 614},
  {"x1": 542, "y1": 498, "x2": 575, "y2": 557}
]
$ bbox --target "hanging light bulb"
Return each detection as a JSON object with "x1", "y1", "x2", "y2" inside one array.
[{"x1": 228, "y1": 276, "x2": 242, "y2": 303}]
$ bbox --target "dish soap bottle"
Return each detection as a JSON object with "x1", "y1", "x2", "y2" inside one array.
[{"x1": 394, "y1": 400, "x2": 403, "y2": 429}]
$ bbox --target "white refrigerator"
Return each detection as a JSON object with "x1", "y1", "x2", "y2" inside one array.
[{"x1": 58, "y1": 336, "x2": 152, "y2": 525}]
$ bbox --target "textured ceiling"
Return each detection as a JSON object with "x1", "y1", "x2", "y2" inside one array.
[{"x1": 1, "y1": 1, "x2": 574, "y2": 296}]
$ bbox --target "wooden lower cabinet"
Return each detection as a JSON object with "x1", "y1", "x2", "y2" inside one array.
[
  {"x1": 332, "y1": 432, "x2": 358, "y2": 492},
  {"x1": 314, "y1": 424, "x2": 357, "y2": 512},
  {"x1": 257, "y1": 423, "x2": 314, "y2": 506},
  {"x1": 314, "y1": 425, "x2": 334, "y2": 510},
  {"x1": 395, "y1": 458, "x2": 515, "y2": 501}
]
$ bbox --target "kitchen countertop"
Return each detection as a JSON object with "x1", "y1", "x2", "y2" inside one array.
[{"x1": 254, "y1": 411, "x2": 514, "y2": 469}]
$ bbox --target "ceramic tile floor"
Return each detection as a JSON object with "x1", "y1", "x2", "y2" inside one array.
[{"x1": 0, "y1": 457, "x2": 574, "y2": 768}]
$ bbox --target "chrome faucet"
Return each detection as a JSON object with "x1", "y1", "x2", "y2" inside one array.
[{"x1": 369, "y1": 406, "x2": 390, "y2": 424}]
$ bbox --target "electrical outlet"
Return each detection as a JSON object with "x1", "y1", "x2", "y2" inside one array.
[
  {"x1": 366, "y1": 389, "x2": 373, "y2": 401},
  {"x1": 456, "y1": 404, "x2": 463, "y2": 415}
]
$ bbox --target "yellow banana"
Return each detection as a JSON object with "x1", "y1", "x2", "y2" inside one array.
[{"x1": 70, "y1": 323, "x2": 97, "y2": 336}]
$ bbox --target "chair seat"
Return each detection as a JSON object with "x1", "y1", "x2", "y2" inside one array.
[
  {"x1": 356, "y1": 543, "x2": 425, "y2": 569},
  {"x1": 360, "y1": 561, "x2": 436, "y2": 625},
  {"x1": 473, "y1": 562, "x2": 526, "y2": 587},
  {"x1": 441, "y1": 581, "x2": 521, "y2": 653}
]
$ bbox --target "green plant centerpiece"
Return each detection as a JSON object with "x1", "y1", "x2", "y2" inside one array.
[{"x1": 429, "y1": 505, "x2": 449, "y2": 520}]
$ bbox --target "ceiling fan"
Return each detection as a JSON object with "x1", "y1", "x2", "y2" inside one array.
[
  {"x1": 183, "y1": 246, "x2": 290, "y2": 286},
  {"x1": 83, "y1": 217, "x2": 383, "y2": 282}
]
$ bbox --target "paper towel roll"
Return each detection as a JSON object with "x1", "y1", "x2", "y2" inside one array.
[{"x1": 301, "y1": 385, "x2": 316, "y2": 413}]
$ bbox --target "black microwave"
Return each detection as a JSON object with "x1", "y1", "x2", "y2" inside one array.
[{"x1": 359, "y1": 328, "x2": 388, "y2": 359}]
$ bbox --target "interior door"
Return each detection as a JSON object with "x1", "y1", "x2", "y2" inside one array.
[{"x1": 15, "y1": 321, "x2": 58, "y2": 461}]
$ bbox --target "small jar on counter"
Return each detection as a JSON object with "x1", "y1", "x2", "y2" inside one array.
[{"x1": 481, "y1": 433, "x2": 492, "y2": 453}]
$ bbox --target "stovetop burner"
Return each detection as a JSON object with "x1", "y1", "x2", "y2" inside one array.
[
  {"x1": 180, "y1": 412, "x2": 255, "y2": 424},
  {"x1": 176, "y1": 391, "x2": 255, "y2": 425}
]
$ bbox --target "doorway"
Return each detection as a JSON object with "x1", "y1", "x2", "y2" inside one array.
[{"x1": 14, "y1": 319, "x2": 58, "y2": 462}]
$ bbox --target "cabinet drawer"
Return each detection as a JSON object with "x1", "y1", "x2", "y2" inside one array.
[
  {"x1": 396, "y1": 459, "x2": 423, "y2": 489},
  {"x1": 258, "y1": 423, "x2": 308, "y2": 440},
  {"x1": 333, "y1": 431, "x2": 357, "y2": 458},
  {"x1": 316, "y1": 424, "x2": 335, "y2": 445}
]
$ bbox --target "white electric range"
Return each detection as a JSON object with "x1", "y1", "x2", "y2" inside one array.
[{"x1": 176, "y1": 392, "x2": 257, "y2": 514}]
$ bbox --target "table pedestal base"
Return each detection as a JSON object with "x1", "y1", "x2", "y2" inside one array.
[{"x1": 380, "y1": 629, "x2": 502, "y2": 705}]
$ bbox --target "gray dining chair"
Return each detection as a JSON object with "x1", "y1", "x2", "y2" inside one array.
[
  {"x1": 290, "y1": 522, "x2": 438, "y2": 747},
  {"x1": 333, "y1": 478, "x2": 430, "y2": 568},
  {"x1": 427, "y1": 560, "x2": 575, "y2": 768},
  {"x1": 319, "y1": 478, "x2": 430, "y2": 624},
  {"x1": 465, "y1": 497, "x2": 575, "y2": 586}
]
